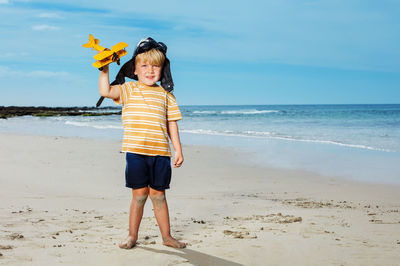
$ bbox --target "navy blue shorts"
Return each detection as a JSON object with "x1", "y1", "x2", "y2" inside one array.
[{"x1": 125, "y1": 152, "x2": 171, "y2": 190}]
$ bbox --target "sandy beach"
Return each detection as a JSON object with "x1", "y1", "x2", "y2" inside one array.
[{"x1": 0, "y1": 133, "x2": 399, "y2": 265}]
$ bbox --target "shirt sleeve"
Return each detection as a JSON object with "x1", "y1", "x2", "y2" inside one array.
[
  {"x1": 113, "y1": 83, "x2": 127, "y2": 106},
  {"x1": 166, "y1": 92, "x2": 182, "y2": 121}
]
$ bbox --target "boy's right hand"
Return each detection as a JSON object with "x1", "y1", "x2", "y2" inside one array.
[
  {"x1": 101, "y1": 64, "x2": 109, "y2": 72},
  {"x1": 173, "y1": 151, "x2": 184, "y2": 168}
]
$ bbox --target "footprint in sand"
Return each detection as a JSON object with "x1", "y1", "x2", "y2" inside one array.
[
  {"x1": 0, "y1": 245, "x2": 13, "y2": 250},
  {"x1": 141, "y1": 240, "x2": 156, "y2": 245},
  {"x1": 259, "y1": 213, "x2": 303, "y2": 224},
  {"x1": 9, "y1": 233, "x2": 24, "y2": 240},
  {"x1": 139, "y1": 235, "x2": 160, "y2": 245},
  {"x1": 191, "y1": 218, "x2": 206, "y2": 224},
  {"x1": 11, "y1": 207, "x2": 32, "y2": 214},
  {"x1": 223, "y1": 230, "x2": 257, "y2": 239},
  {"x1": 32, "y1": 218, "x2": 45, "y2": 223}
]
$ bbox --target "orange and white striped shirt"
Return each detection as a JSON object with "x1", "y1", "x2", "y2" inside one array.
[{"x1": 114, "y1": 81, "x2": 182, "y2": 156}]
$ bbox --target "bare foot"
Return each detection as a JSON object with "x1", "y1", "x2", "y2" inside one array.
[
  {"x1": 163, "y1": 236, "x2": 186, "y2": 248},
  {"x1": 118, "y1": 236, "x2": 136, "y2": 249}
]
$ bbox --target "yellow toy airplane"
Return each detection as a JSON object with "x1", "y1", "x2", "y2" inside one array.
[{"x1": 82, "y1": 34, "x2": 128, "y2": 70}]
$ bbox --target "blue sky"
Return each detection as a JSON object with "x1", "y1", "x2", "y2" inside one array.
[{"x1": 0, "y1": 0, "x2": 399, "y2": 106}]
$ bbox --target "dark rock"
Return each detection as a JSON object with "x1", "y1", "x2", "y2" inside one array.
[{"x1": 0, "y1": 106, "x2": 121, "y2": 119}]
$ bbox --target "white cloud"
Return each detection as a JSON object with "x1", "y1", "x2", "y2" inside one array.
[
  {"x1": 0, "y1": 66, "x2": 70, "y2": 78},
  {"x1": 0, "y1": 66, "x2": 19, "y2": 77},
  {"x1": 32, "y1": 24, "x2": 59, "y2": 31},
  {"x1": 4, "y1": 51, "x2": 29, "y2": 57},
  {"x1": 27, "y1": 70, "x2": 69, "y2": 78},
  {"x1": 37, "y1": 13, "x2": 64, "y2": 19},
  {"x1": 0, "y1": 0, "x2": 32, "y2": 3}
]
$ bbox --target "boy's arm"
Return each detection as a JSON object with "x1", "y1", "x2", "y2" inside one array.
[
  {"x1": 99, "y1": 65, "x2": 120, "y2": 100},
  {"x1": 167, "y1": 120, "x2": 183, "y2": 168}
]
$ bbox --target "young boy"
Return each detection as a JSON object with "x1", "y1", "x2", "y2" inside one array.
[{"x1": 98, "y1": 37, "x2": 185, "y2": 249}]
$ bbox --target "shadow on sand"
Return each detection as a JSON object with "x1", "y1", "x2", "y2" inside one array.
[{"x1": 138, "y1": 246, "x2": 244, "y2": 266}]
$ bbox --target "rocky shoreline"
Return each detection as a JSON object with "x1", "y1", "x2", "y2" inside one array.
[{"x1": 0, "y1": 106, "x2": 121, "y2": 119}]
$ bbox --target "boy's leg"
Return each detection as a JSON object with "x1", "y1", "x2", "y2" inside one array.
[
  {"x1": 149, "y1": 187, "x2": 185, "y2": 248},
  {"x1": 119, "y1": 187, "x2": 149, "y2": 249}
]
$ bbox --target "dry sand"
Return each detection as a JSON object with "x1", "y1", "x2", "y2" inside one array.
[{"x1": 0, "y1": 133, "x2": 399, "y2": 265}]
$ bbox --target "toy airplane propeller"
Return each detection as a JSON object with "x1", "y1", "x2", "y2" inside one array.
[{"x1": 82, "y1": 34, "x2": 128, "y2": 70}]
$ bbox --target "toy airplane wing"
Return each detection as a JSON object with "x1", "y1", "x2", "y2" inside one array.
[
  {"x1": 92, "y1": 49, "x2": 128, "y2": 69},
  {"x1": 92, "y1": 57, "x2": 116, "y2": 68},
  {"x1": 111, "y1": 42, "x2": 128, "y2": 53},
  {"x1": 93, "y1": 41, "x2": 128, "y2": 61},
  {"x1": 92, "y1": 60, "x2": 111, "y2": 69},
  {"x1": 93, "y1": 50, "x2": 114, "y2": 61}
]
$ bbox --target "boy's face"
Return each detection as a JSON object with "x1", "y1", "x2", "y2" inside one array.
[{"x1": 134, "y1": 60, "x2": 162, "y2": 86}]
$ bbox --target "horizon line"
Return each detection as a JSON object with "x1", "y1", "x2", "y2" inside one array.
[{"x1": 1, "y1": 103, "x2": 399, "y2": 108}]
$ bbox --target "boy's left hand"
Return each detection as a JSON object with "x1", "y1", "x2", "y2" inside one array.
[{"x1": 173, "y1": 151, "x2": 184, "y2": 168}]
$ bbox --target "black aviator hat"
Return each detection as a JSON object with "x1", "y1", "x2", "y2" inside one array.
[{"x1": 96, "y1": 37, "x2": 174, "y2": 107}]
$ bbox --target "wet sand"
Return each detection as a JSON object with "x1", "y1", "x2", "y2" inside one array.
[{"x1": 0, "y1": 133, "x2": 399, "y2": 265}]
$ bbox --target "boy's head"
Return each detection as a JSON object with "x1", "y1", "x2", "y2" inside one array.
[
  {"x1": 111, "y1": 37, "x2": 174, "y2": 91},
  {"x1": 135, "y1": 48, "x2": 165, "y2": 67},
  {"x1": 134, "y1": 48, "x2": 165, "y2": 86}
]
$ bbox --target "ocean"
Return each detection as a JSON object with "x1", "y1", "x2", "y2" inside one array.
[{"x1": 1, "y1": 104, "x2": 399, "y2": 184}]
